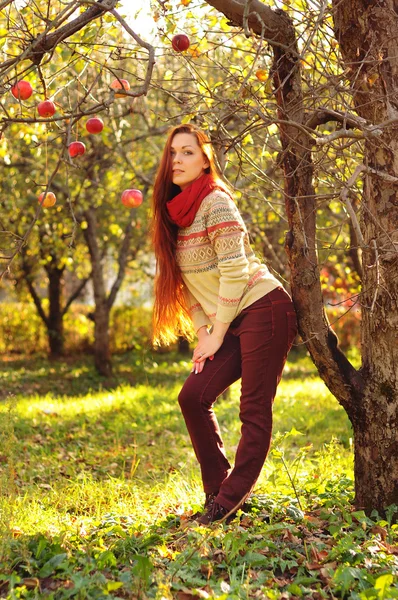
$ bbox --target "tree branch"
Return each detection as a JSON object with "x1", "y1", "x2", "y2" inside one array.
[
  {"x1": 107, "y1": 217, "x2": 143, "y2": 310},
  {"x1": 21, "y1": 256, "x2": 49, "y2": 328},
  {"x1": 109, "y1": 9, "x2": 155, "y2": 98},
  {"x1": 62, "y1": 275, "x2": 92, "y2": 316},
  {"x1": 204, "y1": 0, "x2": 293, "y2": 45},
  {"x1": 306, "y1": 108, "x2": 368, "y2": 131},
  {"x1": 340, "y1": 164, "x2": 366, "y2": 249},
  {"x1": 1, "y1": 0, "x2": 118, "y2": 76}
]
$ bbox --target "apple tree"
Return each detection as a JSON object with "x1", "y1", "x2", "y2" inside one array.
[{"x1": 0, "y1": 1, "x2": 156, "y2": 371}]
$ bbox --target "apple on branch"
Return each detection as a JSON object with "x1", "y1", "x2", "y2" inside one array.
[
  {"x1": 37, "y1": 100, "x2": 56, "y2": 118},
  {"x1": 38, "y1": 191, "x2": 56, "y2": 207},
  {"x1": 86, "y1": 117, "x2": 104, "y2": 134},
  {"x1": 121, "y1": 189, "x2": 143, "y2": 208},
  {"x1": 11, "y1": 80, "x2": 33, "y2": 100},
  {"x1": 68, "y1": 141, "x2": 86, "y2": 157},
  {"x1": 110, "y1": 79, "x2": 131, "y2": 98},
  {"x1": 172, "y1": 34, "x2": 190, "y2": 52}
]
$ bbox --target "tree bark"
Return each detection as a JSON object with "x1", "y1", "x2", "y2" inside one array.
[
  {"x1": 21, "y1": 251, "x2": 65, "y2": 358},
  {"x1": 332, "y1": 0, "x2": 398, "y2": 512},
  {"x1": 45, "y1": 262, "x2": 65, "y2": 358}
]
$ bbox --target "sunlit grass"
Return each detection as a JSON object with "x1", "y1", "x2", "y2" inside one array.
[
  {"x1": 5, "y1": 351, "x2": 391, "y2": 600},
  {"x1": 1, "y1": 350, "x2": 353, "y2": 537}
]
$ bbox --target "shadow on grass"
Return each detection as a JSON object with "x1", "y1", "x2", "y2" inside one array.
[{"x1": 0, "y1": 349, "x2": 192, "y2": 401}]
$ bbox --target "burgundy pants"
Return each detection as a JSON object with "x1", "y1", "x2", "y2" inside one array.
[{"x1": 178, "y1": 287, "x2": 297, "y2": 512}]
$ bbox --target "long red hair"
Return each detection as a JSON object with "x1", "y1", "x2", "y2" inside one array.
[{"x1": 152, "y1": 123, "x2": 229, "y2": 346}]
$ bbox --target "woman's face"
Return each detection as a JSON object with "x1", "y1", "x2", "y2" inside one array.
[{"x1": 170, "y1": 132, "x2": 210, "y2": 190}]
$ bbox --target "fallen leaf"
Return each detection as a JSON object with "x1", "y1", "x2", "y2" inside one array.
[
  {"x1": 381, "y1": 542, "x2": 398, "y2": 555},
  {"x1": 22, "y1": 578, "x2": 40, "y2": 589},
  {"x1": 306, "y1": 561, "x2": 322, "y2": 570},
  {"x1": 370, "y1": 525, "x2": 387, "y2": 541}
]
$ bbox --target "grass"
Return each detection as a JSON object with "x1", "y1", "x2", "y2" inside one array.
[{"x1": 0, "y1": 348, "x2": 397, "y2": 599}]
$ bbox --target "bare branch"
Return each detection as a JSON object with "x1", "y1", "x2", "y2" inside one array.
[
  {"x1": 0, "y1": 0, "x2": 14, "y2": 9},
  {"x1": 370, "y1": 239, "x2": 380, "y2": 315},
  {"x1": 306, "y1": 108, "x2": 368, "y2": 131},
  {"x1": 340, "y1": 164, "x2": 366, "y2": 249},
  {"x1": 0, "y1": 153, "x2": 63, "y2": 279},
  {"x1": 0, "y1": 0, "x2": 118, "y2": 78},
  {"x1": 109, "y1": 9, "x2": 155, "y2": 98},
  {"x1": 62, "y1": 275, "x2": 91, "y2": 316},
  {"x1": 315, "y1": 127, "x2": 374, "y2": 145}
]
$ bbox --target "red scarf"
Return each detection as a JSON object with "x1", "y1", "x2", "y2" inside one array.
[{"x1": 166, "y1": 173, "x2": 223, "y2": 228}]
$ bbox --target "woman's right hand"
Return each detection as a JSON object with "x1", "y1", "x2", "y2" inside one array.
[{"x1": 192, "y1": 326, "x2": 213, "y2": 374}]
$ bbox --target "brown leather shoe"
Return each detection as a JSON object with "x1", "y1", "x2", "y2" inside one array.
[
  {"x1": 189, "y1": 492, "x2": 218, "y2": 520},
  {"x1": 197, "y1": 500, "x2": 235, "y2": 525}
]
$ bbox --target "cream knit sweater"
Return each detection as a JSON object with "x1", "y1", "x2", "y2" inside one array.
[{"x1": 176, "y1": 189, "x2": 281, "y2": 332}]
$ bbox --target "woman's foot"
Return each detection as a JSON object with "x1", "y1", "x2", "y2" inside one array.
[
  {"x1": 197, "y1": 500, "x2": 235, "y2": 525},
  {"x1": 189, "y1": 492, "x2": 218, "y2": 520}
]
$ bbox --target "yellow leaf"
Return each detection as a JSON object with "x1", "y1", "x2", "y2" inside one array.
[{"x1": 367, "y1": 72, "x2": 379, "y2": 87}]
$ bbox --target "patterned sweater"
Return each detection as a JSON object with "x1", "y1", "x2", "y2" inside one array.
[{"x1": 176, "y1": 190, "x2": 281, "y2": 332}]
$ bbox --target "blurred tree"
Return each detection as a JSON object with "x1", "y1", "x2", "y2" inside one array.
[{"x1": 0, "y1": 1, "x2": 155, "y2": 370}]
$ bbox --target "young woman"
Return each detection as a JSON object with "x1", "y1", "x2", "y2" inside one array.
[{"x1": 152, "y1": 123, "x2": 297, "y2": 525}]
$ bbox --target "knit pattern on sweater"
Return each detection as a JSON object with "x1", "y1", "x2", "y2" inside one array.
[{"x1": 176, "y1": 190, "x2": 280, "y2": 328}]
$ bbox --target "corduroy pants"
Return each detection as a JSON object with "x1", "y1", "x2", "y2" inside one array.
[{"x1": 178, "y1": 287, "x2": 297, "y2": 512}]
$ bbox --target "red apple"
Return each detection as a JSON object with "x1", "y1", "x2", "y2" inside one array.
[
  {"x1": 121, "y1": 189, "x2": 143, "y2": 208},
  {"x1": 86, "y1": 117, "x2": 104, "y2": 134},
  {"x1": 172, "y1": 34, "x2": 190, "y2": 52},
  {"x1": 11, "y1": 80, "x2": 33, "y2": 100},
  {"x1": 68, "y1": 141, "x2": 86, "y2": 157},
  {"x1": 110, "y1": 79, "x2": 130, "y2": 97},
  {"x1": 37, "y1": 100, "x2": 56, "y2": 118},
  {"x1": 38, "y1": 191, "x2": 56, "y2": 207}
]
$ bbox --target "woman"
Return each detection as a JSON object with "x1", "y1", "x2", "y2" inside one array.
[{"x1": 152, "y1": 123, "x2": 297, "y2": 525}]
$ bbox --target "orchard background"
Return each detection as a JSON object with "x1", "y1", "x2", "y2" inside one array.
[{"x1": 1, "y1": 0, "x2": 398, "y2": 598}]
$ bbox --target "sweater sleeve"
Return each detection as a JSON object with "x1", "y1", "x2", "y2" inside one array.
[
  {"x1": 205, "y1": 194, "x2": 250, "y2": 323},
  {"x1": 182, "y1": 285, "x2": 212, "y2": 333}
]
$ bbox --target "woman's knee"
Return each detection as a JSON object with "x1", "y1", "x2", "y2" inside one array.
[
  {"x1": 178, "y1": 383, "x2": 199, "y2": 413},
  {"x1": 178, "y1": 380, "x2": 213, "y2": 413}
]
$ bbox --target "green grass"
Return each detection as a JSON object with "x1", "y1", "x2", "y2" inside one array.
[{"x1": 1, "y1": 349, "x2": 397, "y2": 599}]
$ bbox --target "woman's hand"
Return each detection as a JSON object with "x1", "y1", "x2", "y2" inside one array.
[
  {"x1": 191, "y1": 331, "x2": 224, "y2": 373},
  {"x1": 191, "y1": 321, "x2": 230, "y2": 374},
  {"x1": 191, "y1": 326, "x2": 212, "y2": 374},
  {"x1": 193, "y1": 332, "x2": 223, "y2": 363}
]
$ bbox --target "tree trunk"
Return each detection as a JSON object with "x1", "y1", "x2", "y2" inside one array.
[
  {"x1": 93, "y1": 300, "x2": 112, "y2": 377},
  {"x1": 332, "y1": 0, "x2": 398, "y2": 512},
  {"x1": 45, "y1": 263, "x2": 65, "y2": 357},
  {"x1": 178, "y1": 336, "x2": 190, "y2": 355},
  {"x1": 83, "y1": 208, "x2": 113, "y2": 377}
]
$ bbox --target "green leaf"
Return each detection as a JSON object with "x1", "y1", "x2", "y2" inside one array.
[
  {"x1": 375, "y1": 574, "x2": 394, "y2": 599},
  {"x1": 38, "y1": 553, "x2": 68, "y2": 578},
  {"x1": 106, "y1": 581, "x2": 124, "y2": 592},
  {"x1": 287, "y1": 583, "x2": 303, "y2": 596}
]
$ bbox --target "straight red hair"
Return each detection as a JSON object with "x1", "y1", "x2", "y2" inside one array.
[{"x1": 152, "y1": 124, "x2": 229, "y2": 346}]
